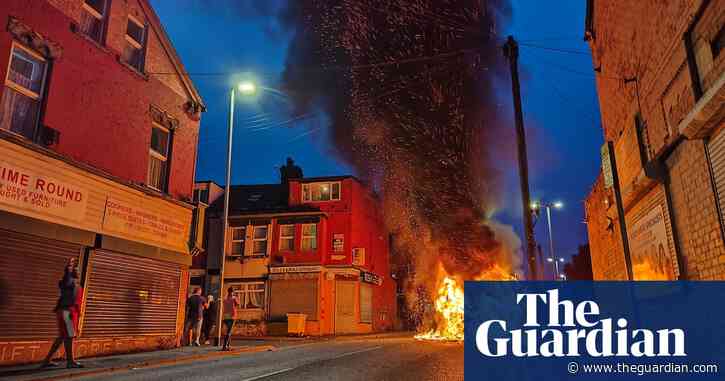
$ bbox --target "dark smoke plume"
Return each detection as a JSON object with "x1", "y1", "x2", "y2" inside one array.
[{"x1": 280, "y1": 0, "x2": 518, "y2": 280}]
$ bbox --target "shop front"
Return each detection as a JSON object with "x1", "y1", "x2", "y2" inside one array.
[{"x1": 0, "y1": 139, "x2": 192, "y2": 366}]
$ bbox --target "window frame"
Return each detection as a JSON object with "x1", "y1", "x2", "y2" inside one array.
[
  {"x1": 300, "y1": 223, "x2": 317, "y2": 251},
  {"x1": 278, "y1": 224, "x2": 295, "y2": 252},
  {"x1": 229, "y1": 226, "x2": 246, "y2": 258},
  {"x1": 301, "y1": 181, "x2": 341, "y2": 202},
  {"x1": 123, "y1": 14, "x2": 147, "y2": 72},
  {"x1": 80, "y1": 0, "x2": 109, "y2": 44},
  {"x1": 249, "y1": 225, "x2": 269, "y2": 257},
  {"x1": 233, "y1": 281, "x2": 266, "y2": 311},
  {"x1": 1, "y1": 42, "x2": 49, "y2": 140},
  {"x1": 147, "y1": 122, "x2": 171, "y2": 191}
]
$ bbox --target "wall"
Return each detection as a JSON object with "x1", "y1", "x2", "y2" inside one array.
[{"x1": 0, "y1": 0, "x2": 200, "y2": 202}]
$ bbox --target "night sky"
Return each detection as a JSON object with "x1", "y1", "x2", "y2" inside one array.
[{"x1": 151, "y1": 1, "x2": 602, "y2": 264}]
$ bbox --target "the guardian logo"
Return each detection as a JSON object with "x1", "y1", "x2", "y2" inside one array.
[{"x1": 475, "y1": 289, "x2": 686, "y2": 358}]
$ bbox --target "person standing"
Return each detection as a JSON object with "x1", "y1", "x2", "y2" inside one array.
[
  {"x1": 202, "y1": 295, "x2": 217, "y2": 344},
  {"x1": 222, "y1": 287, "x2": 240, "y2": 351},
  {"x1": 41, "y1": 258, "x2": 84, "y2": 368},
  {"x1": 184, "y1": 288, "x2": 207, "y2": 346}
]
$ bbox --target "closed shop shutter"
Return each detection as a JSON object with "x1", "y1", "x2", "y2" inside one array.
[
  {"x1": 360, "y1": 283, "x2": 372, "y2": 323},
  {"x1": 0, "y1": 228, "x2": 82, "y2": 339},
  {"x1": 269, "y1": 279, "x2": 317, "y2": 321},
  {"x1": 708, "y1": 130, "x2": 725, "y2": 228},
  {"x1": 82, "y1": 250, "x2": 181, "y2": 337}
]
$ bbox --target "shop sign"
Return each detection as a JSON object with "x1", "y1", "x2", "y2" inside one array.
[
  {"x1": 102, "y1": 198, "x2": 187, "y2": 251},
  {"x1": 628, "y1": 205, "x2": 676, "y2": 280},
  {"x1": 352, "y1": 247, "x2": 365, "y2": 266},
  {"x1": 333, "y1": 233, "x2": 344, "y2": 252},
  {"x1": 270, "y1": 265, "x2": 322, "y2": 274},
  {"x1": 361, "y1": 271, "x2": 383, "y2": 285},
  {"x1": 0, "y1": 162, "x2": 88, "y2": 222}
]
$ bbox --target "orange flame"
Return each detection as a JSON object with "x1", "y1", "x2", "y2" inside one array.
[{"x1": 415, "y1": 276, "x2": 465, "y2": 341}]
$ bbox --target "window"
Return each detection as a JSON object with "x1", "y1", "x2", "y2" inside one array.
[
  {"x1": 122, "y1": 16, "x2": 147, "y2": 72},
  {"x1": 302, "y1": 182, "x2": 341, "y2": 202},
  {"x1": 301, "y1": 224, "x2": 317, "y2": 251},
  {"x1": 251, "y1": 226, "x2": 268, "y2": 256},
  {"x1": 80, "y1": 0, "x2": 108, "y2": 44},
  {"x1": 360, "y1": 283, "x2": 372, "y2": 323},
  {"x1": 233, "y1": 282, "x2": 265, "y2": 310},
  {"x1": 192, "y1": 188, "x2": 209, "y2": 204},
  {"x1": 0, "y1": 44, "x2": 47, "y2": 140},
  {"x1": 230, "y1": 227, "x2": 245, "y2": 257},
  {"x1": 148, "y1": 124, "x2": 170, "y2": 191},
  {"x1": 279, "y1": 224, "x2": 295, "y2": 251}
]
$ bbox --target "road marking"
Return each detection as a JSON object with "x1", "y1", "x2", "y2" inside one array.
[
  {"x1": 330, "y1": 345, "x2": 383, "y2": 360},
  {"x1": 241, "y1": 367, "x2": 294, "y2": 381}
]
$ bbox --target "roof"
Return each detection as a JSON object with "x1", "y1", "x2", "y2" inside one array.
[
  {"x1": 294, "y1": 175, "x2": 361, "y2": 183},
  {"x1": 138, "y1": 0, "x2": 205, "y2": 110},
  {"x1": 207, "y1": 184, "x2": 321, "y2": 216}
]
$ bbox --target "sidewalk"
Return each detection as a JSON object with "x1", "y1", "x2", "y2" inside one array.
[
  {"x1": 0, "y1": 331, "x2": 413, "y2": 381},
  {"x1": 0, "y1": 341, "x2": 276, "y2": 381}
]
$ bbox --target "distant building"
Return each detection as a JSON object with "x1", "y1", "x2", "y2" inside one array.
[
  {"x1": 197, "y1": 168, "x2": 397, "y2": 336},
  {"x1": 584, "y1": 0, "x2": 724, "y2": 280},
  {"x1": 0, "y1": 0, "x2": 204, "y2": 365}
]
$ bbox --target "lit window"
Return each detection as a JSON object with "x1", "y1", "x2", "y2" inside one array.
[
  {"x1": 230, "y1": 227, "x2": 245, "y2": 257},
  {"x1": 147, "y1": 124, "x2": 170, "y2": 191},
  {"x1": 302, "y1": 182, "x2": 341, "y2": 202},
  {"x1": 0, "y1": 44, "x2": 47, "y2": 140},
  {"x1": 80, "y1": 0, "x2": 108, "y2": 44},
  {"x1": 122, "y1": 15, "x2": 147, "y2": 72},
  {"x1": 279, "y1": 224, "x2": 295, "y2": 251},
  {"x1": 233, "y1": 282, "x2": 265, "y2": 310},
  {"x1": 251, "y1": 226, "x2": 268, "y2": 256},
  {"x1": 301, "y1": 224, "x2": 317, "y2": 251}
]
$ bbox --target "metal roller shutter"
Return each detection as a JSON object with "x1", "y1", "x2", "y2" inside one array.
[
  {"x1": 0, "y1": 228, "x2": 82, "y2": 339},
  {"x1": 269, "y1": 279, "x2": 317, "y2": 321},
  {"x1": 708, "y1": 130, "x2": 725, "y2": 230},
  {"x1": 360, "y1": 283, "x2": 372, "y2": 323},
  {"x1": 82, "y1": 250, "x2": 181, "y2": 337}
]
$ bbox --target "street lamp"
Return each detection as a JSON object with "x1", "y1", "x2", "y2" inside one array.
[{"x1": 531, "y1": 200, "x2": 564, "y2": 281}]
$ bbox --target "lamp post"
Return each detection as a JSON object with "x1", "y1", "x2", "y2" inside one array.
[
  {"x1": 216, "y1": 81, "x2": 257, "y2": 347},
  {"x1": 531, "y1": 200, "x2": 564, "y2": 281}
]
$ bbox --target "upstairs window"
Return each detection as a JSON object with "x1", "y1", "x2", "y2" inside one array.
[
  {"x1": 251, "y1": 226, "x2": 268, "y2": 256},
  {"x1": 302, "y1": 182, "x2": 341, "y2": 202},
  {"x1": 147, "y1": 124, "x2": 170, "y2": 191},
  {"x1": 279, "y1": 224, "x2": 295, "y2": 251},
  {"x1": 80, "y1": 0, "x2": 108, "y2": 44},
  {"x1": 122, "y1": 15, "x2": 147, "y2": 72},
  {"x1": 230, "y1": 227, "x2": 245, "y2": 257},
  {"x1": 301, "y1": 224, "x2": 317, "y2": 251},
  {"x1": 0, "y1": 44, "x2": 47, "y2": 140}
]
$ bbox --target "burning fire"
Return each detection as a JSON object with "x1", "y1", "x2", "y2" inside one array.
[{"x1": 415, "y1": 276, "x2": 465, "y2": 341}]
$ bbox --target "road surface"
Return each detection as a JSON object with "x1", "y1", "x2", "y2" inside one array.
[{"x1": 75, "y1": 335, "x2": 463, "y2": 381}]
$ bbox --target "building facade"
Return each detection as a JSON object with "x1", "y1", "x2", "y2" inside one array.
[
  {"x1": 0, "y1": 0, "x2": 204, "y2": 365},
  {"x1": 584, "y1": 0, "x2": 724, "y2": 280},
  {"x1": 199, "y1": 174, "x2": 397, "y2": 336}
]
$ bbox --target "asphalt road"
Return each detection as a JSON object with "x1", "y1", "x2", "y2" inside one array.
[{"x1": 75, "y1": 336, "x2": 463, "y2": 381}]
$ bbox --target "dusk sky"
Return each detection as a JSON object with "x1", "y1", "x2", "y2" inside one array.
[{"x1": 151, "y1": 1, "x2": 602, "y2": 263}]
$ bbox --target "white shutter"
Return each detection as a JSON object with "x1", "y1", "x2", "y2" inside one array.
[
  {"x1": 359, "y1": 283, "x2": 372, "y2": 323},
  {"x1": 708, "y1": 130, "x2": 725, "y2": 224}
]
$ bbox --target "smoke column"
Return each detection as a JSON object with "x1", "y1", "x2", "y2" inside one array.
[{"x1": 279, "y1": 0, "x2": 519, "y2": 293}]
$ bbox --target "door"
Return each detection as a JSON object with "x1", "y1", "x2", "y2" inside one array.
[{"x1": 335, "y1": 280, "x2": 356, "y2": 334}]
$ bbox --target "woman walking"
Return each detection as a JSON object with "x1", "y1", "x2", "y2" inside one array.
[{"x1": 221, "y1": 287, "x2": 239, "y2": 351}]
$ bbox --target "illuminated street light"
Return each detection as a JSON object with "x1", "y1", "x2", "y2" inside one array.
[
  {"x1": 238, "y1": 81, "x2": 257, "y2": 94},
  {"x1": 553, "y1": 201, "x2": 564, "y2": 209},
  {"x1": 531, "y1": 200, "x2": 565, "y2": 281}
]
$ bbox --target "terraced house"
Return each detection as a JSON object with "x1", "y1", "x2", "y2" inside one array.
[
  {"x1": 584, "y1": 0, "x2": 724, "y2": 280},
  {"x1": 0, "y1": 0, "x2": 204, "y2": 365}
]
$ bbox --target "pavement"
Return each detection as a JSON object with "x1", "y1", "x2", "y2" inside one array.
[{"x1": 0, "y1": 332, "x2": 463, "y2": 381}]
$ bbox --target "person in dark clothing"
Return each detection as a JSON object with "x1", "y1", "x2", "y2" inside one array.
[
  {"x1": 41, "y1": 258, "x2": 84, "y2": 369},
  {"x1": 184, "y1": 288, "x2": 207, "y2": 346},
  {"x1": 201, "y1": 295, "x2": 217, "y2": 344}
]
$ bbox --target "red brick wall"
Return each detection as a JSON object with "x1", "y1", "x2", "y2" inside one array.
[
  {"x1": 0, "y1": 0, "x2": 200, "y2": 202},
  {"x1": 585, "y1": 175, "x2": 628, "y2": 280}
]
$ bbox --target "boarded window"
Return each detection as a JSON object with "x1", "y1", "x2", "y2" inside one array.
[
  {"x1": 360, "y1": 283, "x2": 372, "y2": 323},
  {"x1": 269, "y1": 279, "x2": 318, "y2": 321}
]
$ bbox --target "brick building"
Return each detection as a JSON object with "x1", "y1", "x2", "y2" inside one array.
[
  {"x1": 583, "y1": 0, "x2": 724, "y2": 280},
  {"x1": 197, "y1": 169, "x2": 397, "y2": 336},
  {"x1": 0, "y1": 0, "x2": 204, "y2": 365}
]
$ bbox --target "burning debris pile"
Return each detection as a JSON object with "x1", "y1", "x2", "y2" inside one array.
[{"x1": 280, "y1": 0, "x2": 520, "y2": 340}]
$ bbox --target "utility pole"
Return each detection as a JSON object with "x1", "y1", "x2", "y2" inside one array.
[{"x1": 503, "y1": 35, "x2": 538, "y2": 280}]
